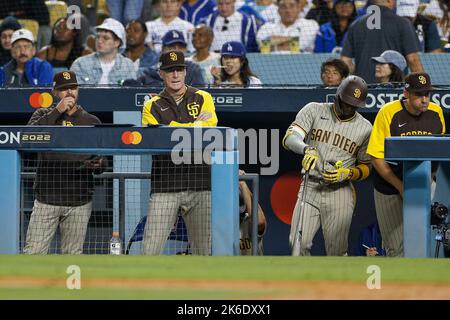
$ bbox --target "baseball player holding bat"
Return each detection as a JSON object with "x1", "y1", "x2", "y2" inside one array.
[{"x1": 283, "y1": 76, "x2": 373, "y2": 256}]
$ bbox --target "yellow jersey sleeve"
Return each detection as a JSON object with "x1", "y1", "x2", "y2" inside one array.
[
  {"x1": 142, "y1": 97, "x2": 160, "y2": 126},
  {"x1": 367, "y1": 107, "x2": 391, "y2": 159},
  {"x1": 427, "y1": 102, "x2": 446, "y2": 134}
]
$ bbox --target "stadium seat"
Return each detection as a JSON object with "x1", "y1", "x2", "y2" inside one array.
[
  {"x1": 247, "y1": 52, "x2": 450, "y2": 86},
  {"x1": 247, "y1": 53, "x2": 337, "y2": 86},
  {"x1": 46, "y1": 1, "x2": 68, "y2": 27},
  {"x1": 17, "y1": 19, "x2": 40, "y2": 41},
  {"x1": 418, "y1": 53, "x2": 450, "y2": 86}
]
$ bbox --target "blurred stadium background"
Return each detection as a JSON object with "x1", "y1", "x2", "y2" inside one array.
[{"x1": 0, "y1": 0, "x2": 450, "y2": 290}]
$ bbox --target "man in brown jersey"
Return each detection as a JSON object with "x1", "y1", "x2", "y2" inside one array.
[{"x1": 23, "y1": 71, "x2": 104, "y2": 255}]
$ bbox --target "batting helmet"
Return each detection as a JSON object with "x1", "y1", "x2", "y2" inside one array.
[{"x1": 336, "y1": 75, "x2": 368, "y2": 108}]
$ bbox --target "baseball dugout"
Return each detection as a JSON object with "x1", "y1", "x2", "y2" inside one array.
[{"x1": 0, "y1": 125, "x2": 239, "y2": 255}]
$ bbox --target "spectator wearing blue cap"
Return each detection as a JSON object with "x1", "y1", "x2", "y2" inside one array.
[
  {"x1": 123, "y1": 29, "x2": 205, "y2": 86},
  {"x1": 371, "y1": 50, "x2": 407, "y2": 83},
  {"x1": 314, "y1": 0, "x2": 357, "y2": 53},
  {"x1": 211, "y1": 41, "x2": 261, "y2": 87}
]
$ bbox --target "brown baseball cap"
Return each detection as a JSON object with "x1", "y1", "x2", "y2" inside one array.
[
  {"x1": 159, "y1": 51, "x2": 186, "y2": 70},
  {"x1": 53, "y1": 71, "x2": 78, "y2": 90},
  {"x1": 404, "y1": 72, "x2": 435, "y2": 92}
]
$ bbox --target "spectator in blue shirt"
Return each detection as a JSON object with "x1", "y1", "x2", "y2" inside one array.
[
  {"x1": 354, "y1": 223, "x2": 386, "y2": 256},
  {"x1": 180, "y1": 0, "x2": 217, "y2": 25},
  {"x1": 0, "y1": 28, "x2": 53, "y2": 87},
  {"x1": 204, "y1": 0, "x2": 259, "y2": 52},
  {"x1": 123, "y1": 29, "x2": 205, "y2": 86}
]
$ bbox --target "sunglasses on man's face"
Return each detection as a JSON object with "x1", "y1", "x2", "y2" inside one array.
[{"x1": 221, "y1": 18, "x2": 229, "y2": 32}]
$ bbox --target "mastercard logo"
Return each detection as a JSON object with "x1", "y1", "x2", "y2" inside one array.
[
  {"x1": 121, "y1": 131, "x2": 142, "y2": 145},
  {"x1": 29, "y1": 92, "x2": 53, "y2": 108}
]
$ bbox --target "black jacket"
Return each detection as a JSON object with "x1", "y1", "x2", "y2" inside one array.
[{"x1": 28, "y1": 105, "x2": 103, "y2": 206}]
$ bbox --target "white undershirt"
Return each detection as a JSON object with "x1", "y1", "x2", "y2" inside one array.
[
  {"x1": 99, "y1": 59, "x2": 116, "y2": 85},
  {"x1": 133, "y1": 58, "x2": 140, "y2": 70}
]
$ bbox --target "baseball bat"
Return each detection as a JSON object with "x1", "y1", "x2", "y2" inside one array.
[{"x1": 292, "y1": 168, "x2": 310, "y2": 256}]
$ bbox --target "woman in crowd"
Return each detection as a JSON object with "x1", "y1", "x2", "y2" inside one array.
[
  {"x1": 211, "y1": 41, "x2": 261, "y2": 87},
  {"x1": 37, "y1": 16, "x2": 92, "y2": 71},
  {"x1": 371, "y1": 50, "x2": 406, "y2": 84}
]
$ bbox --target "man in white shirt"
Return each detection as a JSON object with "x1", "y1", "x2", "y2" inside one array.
[
  {"x1": 145, "y1": 0, "x2": 195, "y2": 53},
  {"x1": 205, "y1": 0, "x2": 259, "y2": 52},
  {"x1": 256, "y1": 0, "x2": 319, "y2": 53}
]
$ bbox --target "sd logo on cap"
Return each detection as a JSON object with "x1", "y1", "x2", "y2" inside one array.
[
  {"x1": 159, "y1": 51, "x2": 186, "y2": 70},
  {"x1": 53, "y1": 71, "x2": 78, "y2": 90}
]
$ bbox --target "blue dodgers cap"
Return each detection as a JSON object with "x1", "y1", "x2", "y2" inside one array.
[
  {"x1": 221, "y1": 41, "x2": 246, "y2": 57},
  {"x1": 371, "y1": 50, "x2": 407, "y2": 71},
  {"x1": 162, "y1": 29, "x2": 187, "y2": 46}
]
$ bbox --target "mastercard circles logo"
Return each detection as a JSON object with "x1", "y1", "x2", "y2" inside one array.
[
  {"x1": 29, "y1": 92, "x2": 53, "y2": 108},
  {"x1": 121, "y1": 131, "x2": 142, "y2": 145}
]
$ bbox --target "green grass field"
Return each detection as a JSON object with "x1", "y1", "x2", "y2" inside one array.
[{"x1": 1, "y1": 255, "x2": 450, "y2": 299}]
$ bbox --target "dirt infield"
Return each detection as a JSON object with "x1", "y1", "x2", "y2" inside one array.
[{"x1": 1, "y1": 276, "x2": 450, "y2": 299}]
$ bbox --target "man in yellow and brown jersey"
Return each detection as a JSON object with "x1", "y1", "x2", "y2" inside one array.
[
  {"x1": 283, "y1": 76, "x2": 373, "y2": 256},
  {"x1": 141, "y1": 50, "x2": 218, "y2": 255},
  {"x1": 367, "y1": 72, "x2": 446, "y2": 257}
]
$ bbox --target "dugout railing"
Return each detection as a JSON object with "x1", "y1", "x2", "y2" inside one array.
[
  {"x1": 18, "y1": 170, "x2": 261, "y2": 255},
  {"x1": 385, "y1": 136, "x2": 450, "y2": 258},
  {"x1": 0, "y1": 125, "x2": 240, "y2": 256}
]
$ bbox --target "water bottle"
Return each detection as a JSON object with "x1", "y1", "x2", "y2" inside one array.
[{"x1": 110, "y1": 231, "x2": 122, "y2": 255}]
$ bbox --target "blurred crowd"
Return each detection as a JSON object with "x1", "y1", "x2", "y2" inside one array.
[{"x1": 0, "y1": 0, "x2": 449, "y2": 87}]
